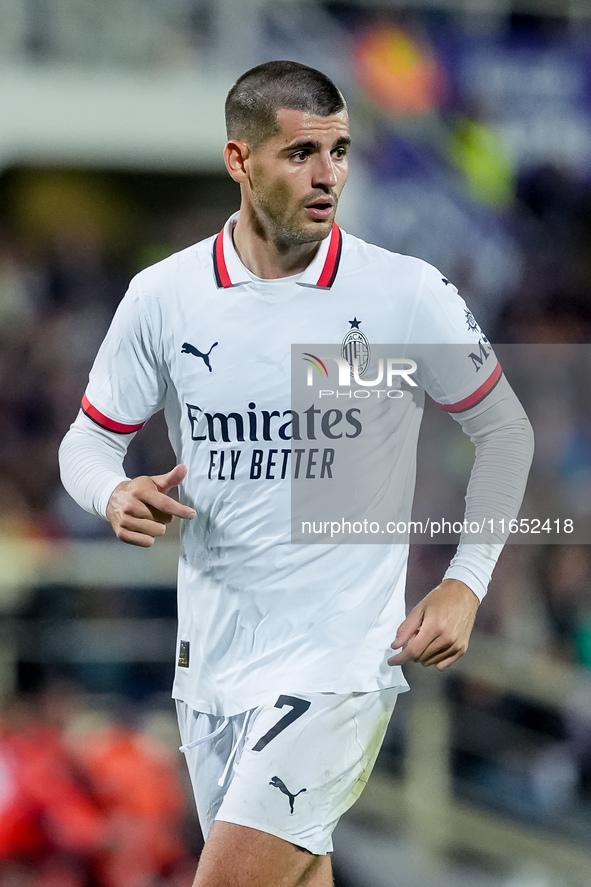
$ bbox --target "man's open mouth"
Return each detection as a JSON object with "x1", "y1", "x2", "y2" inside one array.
[{"x1": 305, "y1": 201, "x2": 334, "y2": 219}]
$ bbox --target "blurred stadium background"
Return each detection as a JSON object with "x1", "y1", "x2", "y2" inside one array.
[{"x1": 1, "y1": 0, "x2": 591, "y2": 885}]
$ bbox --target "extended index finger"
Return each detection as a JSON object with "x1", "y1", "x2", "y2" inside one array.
[{"x1": 139, "y1": 485, "x2": 196, "y2": 520}]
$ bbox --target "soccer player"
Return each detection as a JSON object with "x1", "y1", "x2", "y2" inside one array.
[{"x1": 60, "y1": 61, "x2": 534, "y2": 887}]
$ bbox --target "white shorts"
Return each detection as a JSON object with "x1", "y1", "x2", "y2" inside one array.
[{"x1": 176, "y1": 687, "x2": 399, "y2": 855}]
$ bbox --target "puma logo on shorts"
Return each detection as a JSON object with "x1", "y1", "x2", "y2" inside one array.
[{"x1": 269, "y1": 775, "x2": 307, "y2": 814}]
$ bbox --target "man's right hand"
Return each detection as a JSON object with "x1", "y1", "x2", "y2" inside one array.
[{"x1": 106, "y1": 464, "x2": 196, "y2": 547}]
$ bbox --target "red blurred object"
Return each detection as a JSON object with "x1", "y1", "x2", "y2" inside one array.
[
  {"x1": 0, "y1": 718, "x2": 105, "y2": 862},
  {"x1": 354, "y1": 24, "x2": 447, "y2": 116},
  {"x1": 71, "y1": 724, "x2": 187, "y2": 887},
  {"x1": 0, "y1": 696, "x2": 193, "y2": 886}
]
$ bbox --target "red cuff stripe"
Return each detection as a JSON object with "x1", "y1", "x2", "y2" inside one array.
[
  {"x1": 316, "y1": 225, "x2": 342, "y2": 288},
  {"x1": 440, "y1": 360, "x2": 503, "y2": 413},
  {"x1": 213, "y1": 230, "x2": 232, "y2": 287},
  {"x1": 82, "y1": 394, "x2": 145, "y2": 434}
]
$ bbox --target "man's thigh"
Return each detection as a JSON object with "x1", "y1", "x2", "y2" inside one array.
[
  {"x1": 178, "y1": 688, "x2": 399, "y2": 856},
  {"x1": 192, "y1": 822, "x2": 333, "y2": 887}
]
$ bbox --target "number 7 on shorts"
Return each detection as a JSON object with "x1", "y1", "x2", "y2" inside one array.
[{"x1": 252, "y1": 695, "x2": 311, "y2": 752}]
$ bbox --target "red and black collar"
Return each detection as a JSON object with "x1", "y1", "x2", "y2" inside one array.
[{"x1": 213, "y1": 222, "x2": 342, "y2": 289}]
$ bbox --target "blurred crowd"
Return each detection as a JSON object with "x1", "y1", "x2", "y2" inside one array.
[
  {"x1": 2, "y1": 6, "x2": 591, "y2": 881},
  {"x1": 0, "y1": 168, "x2": 238, "y2": 542},
  {"x1": 0, "y1": 682, "x2": 200, "y2": 887}
]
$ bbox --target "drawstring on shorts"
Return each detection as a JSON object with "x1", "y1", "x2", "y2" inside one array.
[
  {"x1": 178, "y1": 709, "x2": 256, "y2": 788},
  {"x1": 217, "y1": 709, "x2": 253, "y2": 787},
  {"x1": 179, "y1": 717, "x2": 229, "y2": 754}
]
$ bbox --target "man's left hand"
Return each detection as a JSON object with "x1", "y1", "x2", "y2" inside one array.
[{"x1": 388, "y1": 579, "x2": 479, "y2": 671}]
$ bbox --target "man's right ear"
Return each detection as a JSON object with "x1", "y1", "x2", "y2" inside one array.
[{"x1": 224, "y1": 140, "x2": 250, "y2": 183}]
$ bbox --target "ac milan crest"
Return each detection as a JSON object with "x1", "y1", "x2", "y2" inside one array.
[{"x1": 342, "y1": 317, "x2": 370, "y2": 377}]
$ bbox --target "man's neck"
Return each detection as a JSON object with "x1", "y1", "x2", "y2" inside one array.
[{"x1": 232, "y1": 211, "x2": 323, "y2": 280}]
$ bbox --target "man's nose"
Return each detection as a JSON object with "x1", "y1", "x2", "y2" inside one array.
[{"x1": 312, "y1": 153, "x2": 339, "y2": 188}]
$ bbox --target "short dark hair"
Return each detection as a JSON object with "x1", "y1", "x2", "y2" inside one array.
[{"x1": 225, "y1": 60, "x2": 346, "y2": 149}]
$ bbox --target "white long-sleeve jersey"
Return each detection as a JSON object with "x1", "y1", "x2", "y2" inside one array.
[{"x1": 60, "y1": 216, "x2": 534, "y2": 715}]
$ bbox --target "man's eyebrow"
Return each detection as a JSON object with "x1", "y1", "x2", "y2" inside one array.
[
  {"x1": 282, "y1": 139, "x2": 320, "y2": 153},
  {"x1": 282, "y1": 135, "x2": 352, "y2": 153}
]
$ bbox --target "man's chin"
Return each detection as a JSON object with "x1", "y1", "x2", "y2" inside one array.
[{"x1": 285, "y1": 218, "x2": 334, "y2": 245}]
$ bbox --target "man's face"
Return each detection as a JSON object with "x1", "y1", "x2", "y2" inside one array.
[{"x1": 244, "y1": 107, "x2": 350, "y2": 246}]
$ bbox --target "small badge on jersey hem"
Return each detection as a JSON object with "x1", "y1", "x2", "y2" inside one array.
[{"x1": 178, "y1": 640, "x2": 190, "y2": 667}]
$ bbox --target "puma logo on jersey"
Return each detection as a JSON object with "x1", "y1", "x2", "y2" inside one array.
[
  {"x1": 269, "y1": 776, "x2": 306, "y2": 814},
  {"x1": 181, "y1": 341, "x2": 218, "y2": 371}
]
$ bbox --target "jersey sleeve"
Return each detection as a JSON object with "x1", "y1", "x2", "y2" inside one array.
[
  {"x1": 408, "y1": 263, "x2": 501, "y2": 413},
  {"x1": 82, "y1": 279, "x2": 166, "y2": 433}
]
